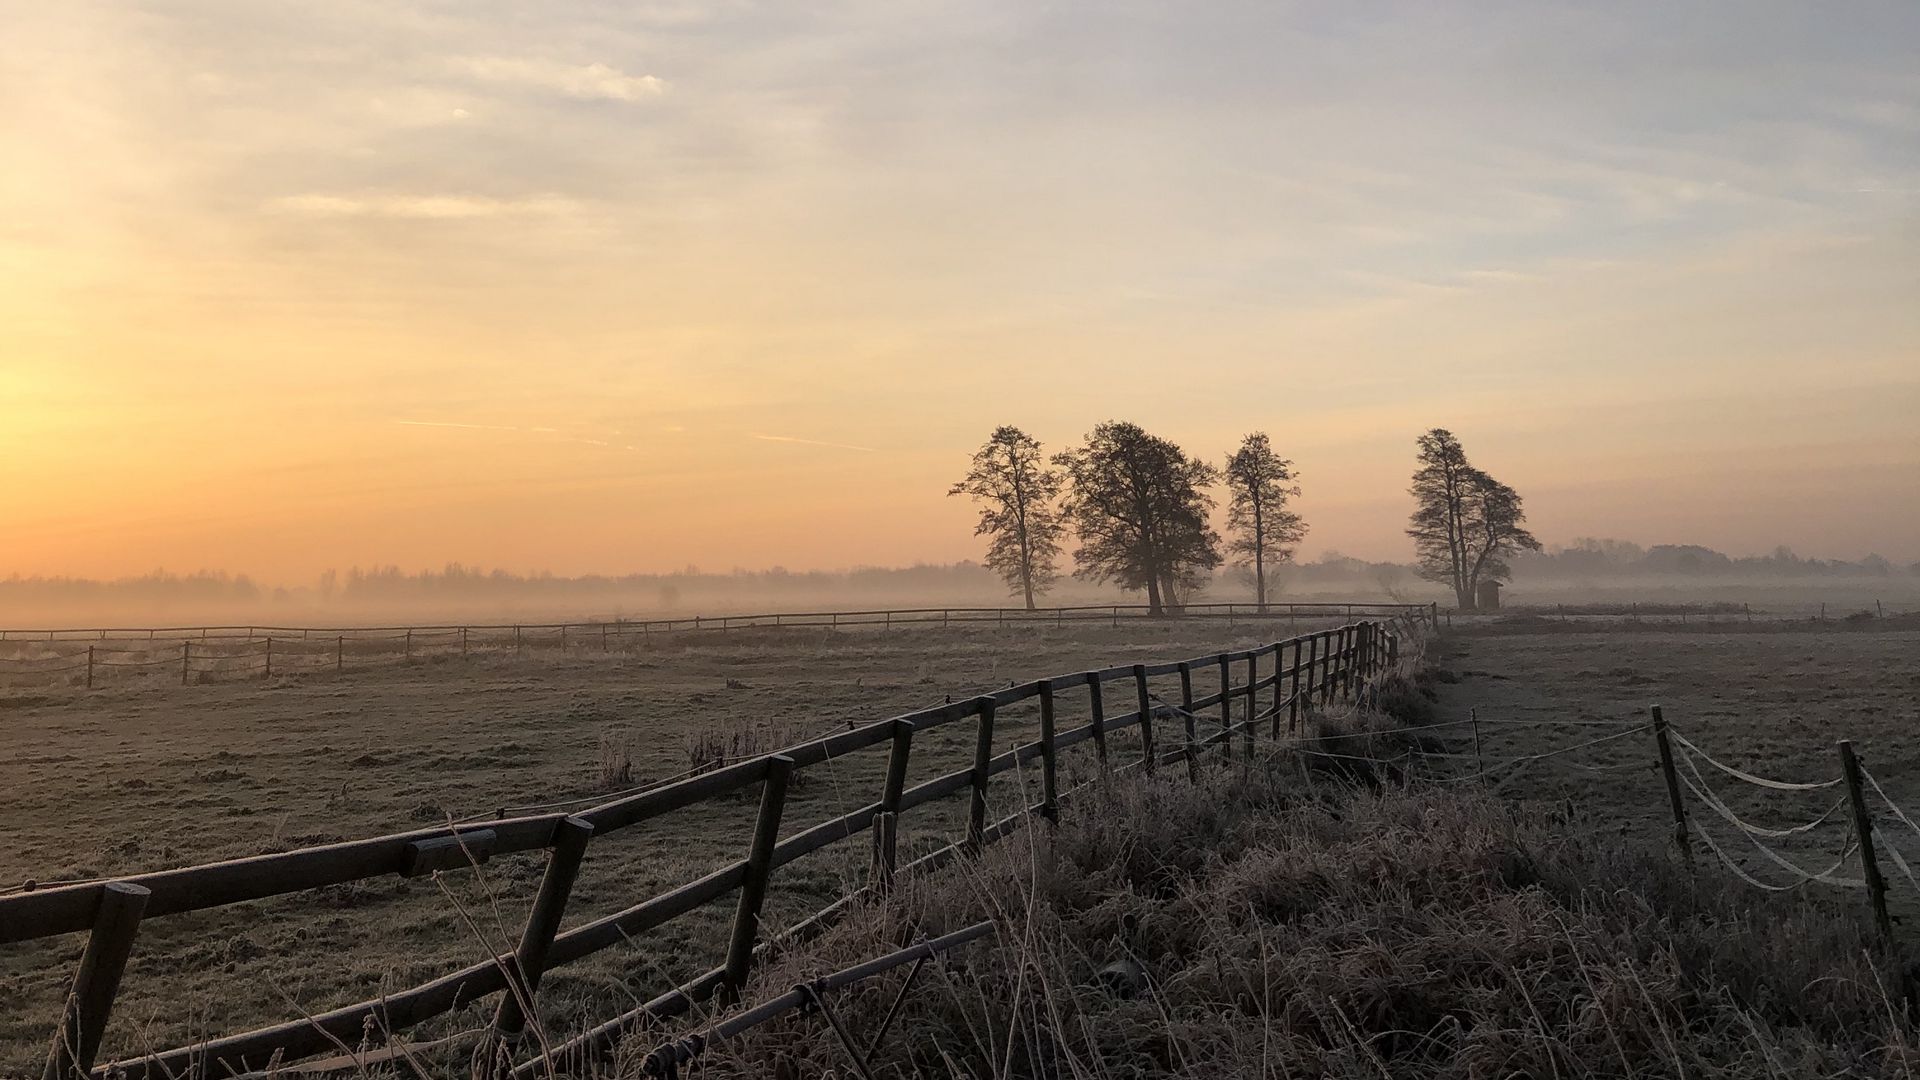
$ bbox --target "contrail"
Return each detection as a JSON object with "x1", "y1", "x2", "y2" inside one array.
[
  {"x1": 752, "y1": 433, "x2": 879, "y2": 453},
  {"x1": 395, "y1": 419, "x2": 523, "y2": 432}
]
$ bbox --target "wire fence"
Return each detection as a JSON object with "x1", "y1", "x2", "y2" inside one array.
[{"x1": 0, "y1": 601, "x2": 1434, "y2": 692}]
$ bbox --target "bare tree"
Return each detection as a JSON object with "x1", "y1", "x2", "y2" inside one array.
[
  {"x1": 1054, "y1": 422, "x2": 1221, "y2": 615},
  {"x1": 1223, "y1": 432, "x2": 1307, "y2": 612},
  {"x1": 1407, "y1": 428, "x2": 1541, "y2": 609},
  {"x1": 949, "y1": 426, "x2": 1066, "y2": 610}
]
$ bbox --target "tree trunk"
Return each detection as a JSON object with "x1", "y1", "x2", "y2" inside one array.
[
  {"x1": 1022, "y1": 576, "x2": 1036, "y2": 612},
  {"x1": 1145, "y1": 574, "x2": 1164, "y2": 617},
  {"x1": 1253, "y1": 497, "x2": 1267, "y2": 613},
  {"x1": 1456, "y1": 583, "x2": 1475, "y2": 612}
]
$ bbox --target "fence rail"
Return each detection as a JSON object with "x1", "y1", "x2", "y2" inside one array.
[
  {"x1": 2, "y1": 610, "x2": 1435, "y2": 1080},
  {"x1": 0, "y1": 601, "x2": 1435, "y2": 690}
]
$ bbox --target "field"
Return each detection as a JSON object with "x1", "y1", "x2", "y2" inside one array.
[
  {"x1": 0, "y1": 617, "x2": 1363, "y2": 1073},
  {"x1": 2, "y1": 618, "x2": 1916, "y2": 1074}
]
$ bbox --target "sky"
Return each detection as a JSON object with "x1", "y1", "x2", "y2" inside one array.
[{"x1": 3, "y1": 0, "x2": 1917, "y2": 584}]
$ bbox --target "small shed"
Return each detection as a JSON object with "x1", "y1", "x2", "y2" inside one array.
[{"x1": 1475, "y1": 579, "x2": 1503, "y2": 611}]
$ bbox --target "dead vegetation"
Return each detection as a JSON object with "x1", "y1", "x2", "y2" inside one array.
[{"x1": 670, "y1": 744, "x2": 1918, "y2": 1079}]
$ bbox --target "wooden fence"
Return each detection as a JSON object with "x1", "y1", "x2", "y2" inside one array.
[
  {"x1": 0, "y1": 611, "x2": 1433, "y2": 1080},
  {"x1": 0, "y1": 601, "x2": 1435, "y2": 689}
]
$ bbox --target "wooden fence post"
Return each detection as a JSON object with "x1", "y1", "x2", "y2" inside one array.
[
  {"x1": 723, "y1": 755, "x2": 794, "y2": 1000},
  {"x1": 336, "y1": 635, "x2": 344, "y2": 673},
  {"x1": 405, "y1": 629, "x2": 413, "y2": 662},
  {"x1": 180, "y1": 641, "x2": 190, "y2": 686},
  {"x1": 967, "y1": 698, "x2": 996, "y2": 851},
  {"x1": 1177, "y1": 662, "x2": 1198, "y2": 779},
  {"x1": 1037, "y1": 682, "x2": 1060, "y2": 818},
  {"x1": 1132, "y1": 664, "x2": 1155, "y2": 774},
  {"x1": 492, "y1": 817, "x2": 594, "y2": 1044},
  {"x1": 462, "y1": 627, "x2": 469, "y2": 658},
  {"x1": 264, "y1": 637, "x2": 272, "y2": 680},
  {"x1": 1839, "y1": 741, "x2": 1894, "y2": 941},
  {"x1": 1268, "y1": 643, "x2": 1284, "y2": 735},
  {"x1": 877, "y1": 720, "x2": 916, "y2": 879},
  {"x1": 1216, "y1": 655, "x2": 1232, "y2": 748},
  {"x1": 1242, "y1": 653, "x2": 1258, "y2": 760},
  {"x1": 45, "y1": 881, "x2": 150, "y2": 1080},
  {"x1": 1088, "y1": 677, "x2": 1109, "y2": 767},
  {"x1": 1286, "y1": 638, "x2": 1304, "y2": 733},
  {"x1": 1650, "y1": 705, "x2": 1691, "y2": 865},
  {"x1": 86, "y1": 646, "x2": 94, "y2": 690}
]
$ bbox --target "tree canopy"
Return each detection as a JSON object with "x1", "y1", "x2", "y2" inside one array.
[
  {"x1": 1223, "y1": 432, "x2": 1307, "y2": 612},
  {"x1": 1407, "y1": 428, "x2": 1540, "y2": 609},
  {"x1": 948, "y1": 426, "x2": 1066, "y2": 610},
  {"x1": 1054, "y1": 422, "x2": 1221, "y2": 615}
]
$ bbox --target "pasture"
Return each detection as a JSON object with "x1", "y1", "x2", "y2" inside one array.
[
  {"x1": 0, "y1": 617, "x2": 1371, "y2": 1073},
  {"x1": 3, "y1": 617, "x2": 1915, "y2": 1075}
]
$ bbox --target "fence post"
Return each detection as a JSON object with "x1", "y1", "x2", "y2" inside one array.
[
  {"x1": 1037, "y1": 682, "x2": 1060, "y2": 818},
  {"x1": 1088, "y1": 676, "x2": 1108, "y2": 767},
  {"x1": 462, "y1": 627, "x2": 469, "y2": 658},
  {"x1": 405, "y1": 629, "x2": 413, "y2": 662},
  {"x1": 967, "y1": 698, "x2": 996, "y2": 851},
  {"x1": 45, "y1": 881, "x2": 150, "y2": 1080},
  {"x1": 492, "y1": 817, "x2": 594, "y2": 1045},
  {"x1": 1650, "y1": 705, "x2": 1691, "y2": 865},
  {"x1": 1242, "y1": 652, "x2": 1257, "y2": 760},
  {"x1": 1839, "y1": 741, "x2": 1894, "y2": 941},
  {"x1": 877, "y1": 720, "x2": 916, "y2": 882},
  {"x1": 336, "y1": 635, "x2": 344, "y2": 673},
  {"x1": 1286, "y1": 638, "x2": 1304, "y2": 733},
  {"x1": 264, "y1": 637, "x2": 272, "y2": 680},
  {"x1": 1132, "y1": 664, "x2": 1155, "y2": 774},
  {"x1": 1470, "y1": 707, "x2": 1484, "y2": 774},
  {"x1": 723, "y1": 755, "x2": 793, "y2": 1001},
  {"x1": 181, "y1": 641, "x2": 190, "y2": 686},
  {"x1": 1177, "y1": 662, "x2": 1198, "y2": 779},
  {"x1": 515, "y1": 625, "x2": 522, "y2": 654},
  {"x1": 86, "y1": 646, "x2": 94, "y2": 690},
  {"x1": 1216, "y1": 655, "x2": 1232, "y2": 749}
]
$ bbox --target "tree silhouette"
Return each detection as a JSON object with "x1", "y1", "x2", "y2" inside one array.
[
  {"x1": 948, "y1": 426, "x2": 1066, "y2": 610},
  {"x1": 1054, "y1": 422, "x2": 1221, "y2": 615},
  {"x1": 1407, "y1": 428, "x2": 1540, "y2": 609},
  {"x1": 1223, "y1": 432, "x2": 1307, "y2": 612}
]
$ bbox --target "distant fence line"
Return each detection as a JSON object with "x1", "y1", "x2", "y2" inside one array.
[
  {"x1": 0, "y1": 601, "x2": 1436, "y2": 689},
  {"x1": 2, "y1": 612, "x2": 1433, "y2": 1080}
]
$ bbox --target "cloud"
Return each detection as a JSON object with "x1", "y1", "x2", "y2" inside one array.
[
  {"x1": 752, "y1": 433, "x2": 878, "y2": 453},
  {"x1": 267, "y1": 194, "x2": 579, "y2": 219},
  {"x1": 450, "y1": 56, "x2": 667, "y2": 103}
]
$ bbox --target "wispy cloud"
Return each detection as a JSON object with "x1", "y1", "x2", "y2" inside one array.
[
  {"x1": 395, "y1": 419, "x2": 524, "y2": 431},
  {"x1": 450, "y1": 56, "x2": 667, "y2": 103},
  {"x1": 752, "y1": 433, "x2": 878, "y2": 453},
  {"x1": 268, "y1": 194, "x2": 579, "y2": 219}
]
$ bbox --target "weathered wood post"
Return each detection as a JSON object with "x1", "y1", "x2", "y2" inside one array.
[
  {"x1": 1087, "y1": 676, "x2": 1109, "y2": 767},
  {"x1": 877, "y1": 719, "x2": 916, "y2": 879},
  {"x1": 1216, "y1": 655, "x2": 1232, "y2": 749},
  {"x1": 1037, "y1": 682, "x2": 1060, "y2": 819},
  {"x1": 722, "y1": 755, "x2": 794, "y2": 1001},
  {"x1": 1839, "y1": 741, "x2": 1894, "y2": 942},
  {"x1": 405, "y1": 629, "x2": 413, "y2": 662},
  {"x1": 462, "y1": 627, "x2": 469, "y2": 657},
  {"x1": 1132, "y1": 664, "x2": 1155, "y2": 774},
  {"x1": 1177, "y1": 662, "x2": 1198, "y2": 779},
  {"x1": 492, "y1": 817, "x2": 594, "y2": 1044},
  {"x1": 1242, "y1": 652, "x2": 1258, "y2": 760},
  {"x1": 1650, "y1": 705, "x2": 1691, "y2": 865},
  {"x1": 967, "y1": 698, "x2": 996, "y2": 851},
  {"x1": 336, "y1": 635, "x2": 344, "y2": 673},
  {"x1": 86, "y1": 646, "x2": 94, "y2": 690},
  {"x1": 1286, "y1": 638, "x2": 1304, "y2": 732},
  {"x1": 181, "y1": 641, "x2": 190, "y2": 686},
  {"x1": 264, "y1": 637, "x2": 272, "y2": 680},
  {"x1": 45, "y1": 881, "x2": 150, "y2": 1080}
]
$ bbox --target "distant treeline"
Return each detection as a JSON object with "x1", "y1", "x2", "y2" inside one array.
[
  {"x1": 1509, "y1": 540, "x2": 1915, "y2": 579},
  {"x1": 0, "y1": 542, "x2": 1910, "y2": 625}
]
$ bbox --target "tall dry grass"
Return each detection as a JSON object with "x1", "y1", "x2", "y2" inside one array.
[{"x1": 647, "y1": 731, "x2": 1918, "y2": 1078}]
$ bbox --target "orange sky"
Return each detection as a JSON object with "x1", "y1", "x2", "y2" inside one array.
[{"x1": 3, "y1": 2, "x2": 1917, "y2": 584}]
